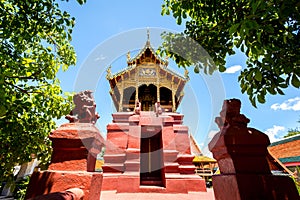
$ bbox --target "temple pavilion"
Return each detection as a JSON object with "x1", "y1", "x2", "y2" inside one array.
[
  {"x1": 102, "y1": 31, "x2": 206, "y2": 193},
  {"x1": 106, "y1": 31, "x2": 189, "y2": 113}
]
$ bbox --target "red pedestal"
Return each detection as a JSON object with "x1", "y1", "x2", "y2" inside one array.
[
  {"x1": 26, "y1": 123, "x2": 105, "y2": 200},
  {"x1": 209, "y1": 99, "x2": 299, "y2": 200}
]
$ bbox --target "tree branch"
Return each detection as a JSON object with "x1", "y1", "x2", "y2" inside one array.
[{"x1": 4, "y1": 80, "x2": 29, "y2": 94}]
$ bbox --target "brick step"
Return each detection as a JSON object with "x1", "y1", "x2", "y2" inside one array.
[
  {"x1": 124, "y1": 161, "x2": 140, "y2": 171},
  {"x1": 126, "y1": 148, "x2": 140, "y2": 160},
  {"x1": 112, "y1": 112, "x2": 133, "y2": 123},
  {"x1": 178, "y1": 165, "x2": 196, "y2": 174},
  {"x1": 163, "y1": 150, "x2": 179, "y2": 162},
  {"x1": 103, "y1": 154, "x2": 126, "y2": 163},
  {"x1": 177, "y1": 154, "x2": 194, "y2": 164},
  {"x1": 106, "y1": 123, "x2": 129, "y2": 131},
  {"x1": 102, "y1": 163, "x2": 124, "y2": 173},
  {"x1": 164, "y1": 162, "x2": 179, "y2": 173},
  {"x1": 173, "y1": 125, "x2": 189, "y2": 133},
  {"x1": 165, "y1": 113, "x2": 184, "y2": 124}
]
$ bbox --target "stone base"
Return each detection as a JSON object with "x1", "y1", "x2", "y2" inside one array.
[
  {"x1": 102, "y1": 173, "x2": 206, "y2": 193},
  {"x1": 212, "y1": 174, "x2": 300, "y2": 200},
  {"x1": 25, "y1": 170, "x2": 103, "y2": 200}
]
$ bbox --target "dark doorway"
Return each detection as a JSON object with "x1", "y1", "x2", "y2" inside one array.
[
  {"x1": 140, "y1": 126, "x2": 164, "y2": 186},
  {"x1": 138, "y1": 84, "x2": 157, "y2": 111}
]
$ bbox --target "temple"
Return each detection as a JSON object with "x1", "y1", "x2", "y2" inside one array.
[
  {"x1": 106, "y1": 30, "x2": 188, "y2": 113},
  {"x1": 102, "y1": 31, "x2": 206, "y2": 193}
]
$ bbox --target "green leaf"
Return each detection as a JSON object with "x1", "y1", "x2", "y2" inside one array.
[
  {"x1": 254, "y1": 70, "x2": 262, "y2": 81},
  {"x1": 257, "y1": 93, "x2": 266, "y2": 103},
  {"x1": 166, "y1": 9, "x2": 170, "y2": 15},
  {"x1": 0, "y1": 105, "x2": 6, "y2": 118},
  {"x1": 241, "y1": 84, "x2": 247, "y2": 93},
  {"x1": 277, "y1": 88, "x2": 285, "y2": 95},
  {"x1": 251, "y1": 0, "x2": 261, "y2": 14},
  {"x1": 194, "y1": 65, "x2": 200, "y2": 73},
  {"x1": 267, "y1": 86, "x2": 277, "y2": 95},
  {"x1": 177, "y1": 16, "x2": 182, "y2": 25},
  {"x1": 76, "y1": 0, "x2": 86, "y2": 5},
  {"x1": 279, "y1": 83, "x2": 288, "y2": 88},
  {"x1": 250, "y1": 96, "x2": 257, "y2": 108},
  {"x1": 257, "y1": 31, "x2": 262, "y2": 43},
  {"x1": 219, "y1": 65, "x2": 226, "y2": 72},
  {"x1": 247, "y1": 88, "x2": 253, "y2": 95},
  {"x1": 229, "y1": 23, "x2": 240, "y2": 35},
  {"x1": 291, "y1": 74, "x2": 300, "y2": 88}
]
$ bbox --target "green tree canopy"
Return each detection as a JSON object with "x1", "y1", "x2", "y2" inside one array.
[
  {"x1": 0, "y1": 0, "x2": 83, "y2": 182},
  {"x1": 161, "y1": 0, "x2": 300, "y2": 106}
]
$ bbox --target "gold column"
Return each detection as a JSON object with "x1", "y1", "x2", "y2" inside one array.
[
  {"x1": 135, "y1": 85, "x2": 138, "y2": 101},
  {"x1": 119, "y1": 76, "x2": 124, "y2": 111},
  {"x1": 172, "y1": 89, "x2": 176, "y2": 112},
  {"x1": 119, "y1": 90, "x2": 123, "y2": 112},
  {"x1": 156, "y1": 65, "x2": 160, "y2": 102},
  {"x1": 136, "y1": 69, "x2": 139, "y2": 102}
]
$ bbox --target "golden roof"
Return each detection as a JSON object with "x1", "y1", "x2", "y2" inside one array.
[
  {"x1": 107, "y1": 31, "x2": 188, "y2": 82},
  {"x1": 193, "y1": 156, "x2": 217, "y2": 163}
]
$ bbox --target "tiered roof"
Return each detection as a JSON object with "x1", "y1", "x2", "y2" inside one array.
[{"x1": 107, "y1": 31, "x2": 188, "y2": 82}]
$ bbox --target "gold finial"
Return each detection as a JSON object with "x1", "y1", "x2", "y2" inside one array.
[
  {"x1": 164, "y1": 55, "x2": 169, "y2": 67},
  {"x1": 184, "y1": 69, "x2": 189, "y2": 79},
  {"x1": 106, "y1": 65, "x2": 112, "y2": 80},
  {"x1": 127, "y1": 51, "x2": 131, "y2": 61}
]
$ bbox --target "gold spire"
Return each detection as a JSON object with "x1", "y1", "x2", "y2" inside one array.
[
  {"x1": 146, "y1": 28, "x2": 150, "y2": 45},
  {"x1": 184, "y1": 69, "x2": 190, "y2": 80},
  {"x1": 106, "y1": 65, "x2": 112, "y2": 80},
  {"x1": 127, "y1": 51, "x2": 131, "y2": 61}
]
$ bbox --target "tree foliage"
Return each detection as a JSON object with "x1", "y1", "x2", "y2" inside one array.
[
  {"x1": 284, "y1": 119, "x2": 300, "y2": 138},
  {"x1": 284, "y1": 128, "x2": 300, "y2": 138},
  {"x1": 0, "y1": 0, "x2": 82, "y2": 182},
  {"x1": 161, "y1": 0, "x2": 300, "y2": 106}
]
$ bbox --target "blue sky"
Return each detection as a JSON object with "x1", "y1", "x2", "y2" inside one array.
[{"x1": 57, "y1": 0, "x2": 299, "y2": 156}]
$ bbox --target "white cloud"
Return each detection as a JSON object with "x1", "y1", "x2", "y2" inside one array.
[
  {"x1": 264, "y1": 125, "x2": 285, "y2": 143},
  {"x1": 95, "y1": 54, "x2": 106, "y2": 61},
  {"x1": 271, "y1": 97, "x2": 300, "y2": 111},
  {"x1": 224, "y1": 65, "x2": 242, "y2": 74}
]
